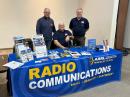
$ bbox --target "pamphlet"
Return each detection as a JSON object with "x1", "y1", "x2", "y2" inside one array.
[
  {"x1": 3, "y1": 61, "x2": 24, "y2": 69},
  {"x1": 88, "y1": 39, "x2": 96, "y2": 50},
  {"x1": 33, "y1": 35, "x2": 48, "y2": 58}
]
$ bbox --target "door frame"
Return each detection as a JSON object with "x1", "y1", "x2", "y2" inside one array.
[{"x1": 115, "y1": 0, "x2": 129, "y2": 50}]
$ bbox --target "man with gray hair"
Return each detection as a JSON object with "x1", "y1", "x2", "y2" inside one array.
[
  {"x1": 36, "y1": 8, "x2": 56, "y2": 49},
  {"x1": 69, "y1": 8, "x2": 89, "y2": 47}
]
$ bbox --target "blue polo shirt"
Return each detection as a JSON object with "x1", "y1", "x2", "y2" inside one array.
[
  {"x1": 36, "y1": 16, "x2": 56, "y2": 41},
  {"x1": 53, "y1": 30, "x2": 72, "y2": 47},
  {"x1": 69, "y1": 17, "x2": 89, "y2": 37}
]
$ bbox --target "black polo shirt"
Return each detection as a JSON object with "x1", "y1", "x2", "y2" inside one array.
[
  {"x1": 69, "y1": 17, "x2": 89, "y2": 37},
  {"x1": 36, "y1": 16, "x2": 56, "y2": 41},
  {"x1": 53, "y1": 30, "x2": 72, "y2": 47}
]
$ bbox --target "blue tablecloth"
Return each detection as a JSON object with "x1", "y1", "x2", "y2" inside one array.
[{"x1": 8, "y1": 47, "x2": 122, "y2": 97}]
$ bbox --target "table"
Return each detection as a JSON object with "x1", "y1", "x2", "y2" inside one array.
[{"x1": 8, "y1": 46, "x2": 122, "y2": 97}]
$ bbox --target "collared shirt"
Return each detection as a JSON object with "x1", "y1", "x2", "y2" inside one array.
[
  {"x1": 69, "y1": 17, "x2": 89, "y2": 37},
  {"x1": 36, "y1": 16, "x2": 56, "y2": 41},
  {"x1": 53, "y1": 30, "x2": 72, "y2": 47}
]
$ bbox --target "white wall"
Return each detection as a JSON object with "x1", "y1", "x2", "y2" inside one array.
[
  {"x1": 79, "y1": 0, "x2": 119, "y2": 47},
  {"x1": 0, "y1": 0, "x2": 118, "y2": 48},
  {"x1": 0, "y1": 0, "x2": 79, "y2": 48},
  {"x1": 124, "y1": 1, "x2": 130, "y2": 48}
]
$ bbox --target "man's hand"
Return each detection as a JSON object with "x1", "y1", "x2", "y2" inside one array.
[
  {"x1": 69, "y1": 36, "x2": 74, "y2": 40},
  {"x1": 62, "y1": 47, "x2": 67, "y2": 49}
]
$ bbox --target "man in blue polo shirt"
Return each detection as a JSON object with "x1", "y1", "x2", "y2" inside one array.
[
  {"x1": 69, "y1": 8, "x2": 89, "y2": 47},
  {"x1": 53, "y1": 23, "x2": 74, "y2": 49},
  {"x1": 36, "y1": 8, "x2": 56, "y2": 49}
]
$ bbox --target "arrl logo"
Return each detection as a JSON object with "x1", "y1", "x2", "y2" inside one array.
[
  {"x1": 90, "y1": 57, "x2": 105, "y2": 65},
  {"x1": 94, "y1": 57, "x2": 105, "y2": 61}
]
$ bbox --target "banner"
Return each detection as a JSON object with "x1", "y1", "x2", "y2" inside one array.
[{"x1": 10, "y1": 52, "x2": 122, "y2": 97}]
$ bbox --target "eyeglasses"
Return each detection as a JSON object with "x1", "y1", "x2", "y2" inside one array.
[{"x1": 44, "y1": 12, "x2": 50, "y2": 13}]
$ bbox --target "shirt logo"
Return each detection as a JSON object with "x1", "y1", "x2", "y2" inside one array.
[
  {"x1": 81, "y1": 21, "x2": 84, "y2": 24},
  {"x1": 65, "y1": 33, "x2": 68, "y2": 36},
  {"x1": 50, "y1": 23, "x2": 53, "y2": 27}
]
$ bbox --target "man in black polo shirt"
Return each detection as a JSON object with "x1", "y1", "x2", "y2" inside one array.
[
  {"x1": 69, "y1": 8, "x2": 89, "y2": 47},
  {"x1": 36, "y1": 8, "x2": 56, "y2": 49},
  {"x1": 53, "y1": 23, "x2": 74, "y2": 49}
]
